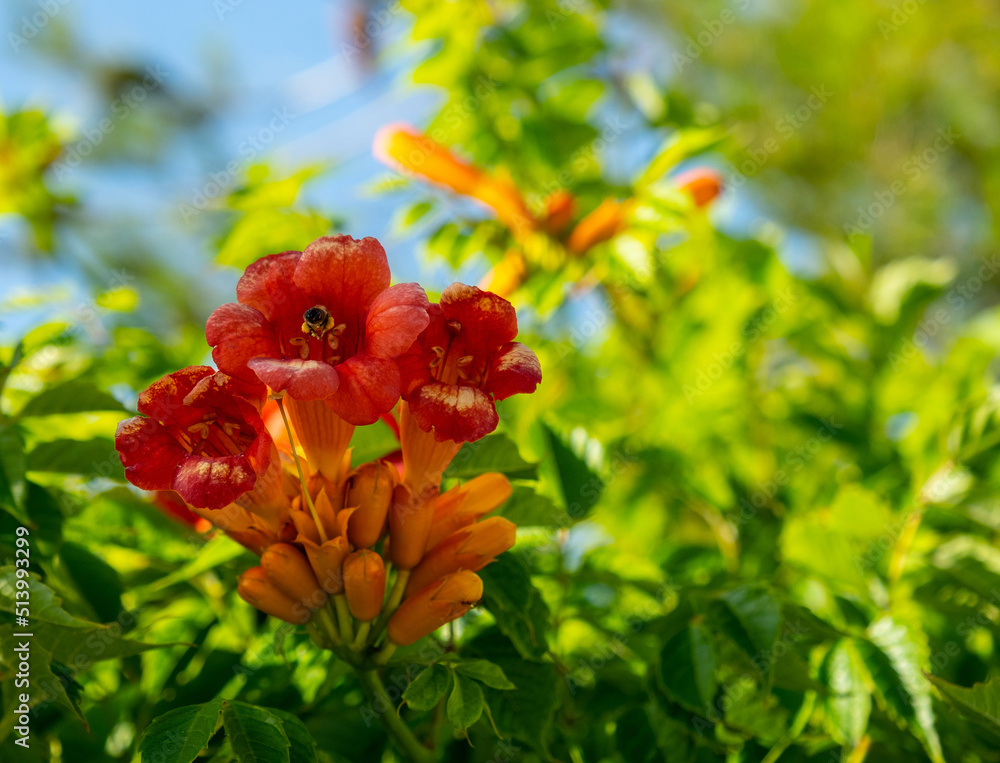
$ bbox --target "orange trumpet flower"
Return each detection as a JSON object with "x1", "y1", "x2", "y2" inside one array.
[
  {"x1": 674, "y1": 167, "x2": 723, "y2": 208},
  {"x1": 405, "y1": 516, "x2": 516, "y2": 596},
  {"x1": 237, "y1": 566, "x2": 310, "y2": 624},
  {"x1": 387, "y1": 570, "x2": 483, "y2": 647},
  {"x1": 343, "y1": 549, "x2": 387, "y2": 622},
  {"x1": 261, "y1": 543, "x2": 329, "y2": 611},
  {"x1": 566, "y1": 198, "x2": 633, "y2": 254}
]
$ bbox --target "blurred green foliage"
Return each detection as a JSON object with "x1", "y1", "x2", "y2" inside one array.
[{"x1": 2, "y1": 1, "x2": 1000, "y2": 762}]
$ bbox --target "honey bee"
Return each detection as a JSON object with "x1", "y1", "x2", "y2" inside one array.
[{"x1": 302, "y1": 305, "x2": 336, "y2": 339}]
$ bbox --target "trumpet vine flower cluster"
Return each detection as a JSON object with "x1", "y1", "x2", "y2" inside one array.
[{"x1": 115, "y1": 234, "x2": 541, "y2": 658}]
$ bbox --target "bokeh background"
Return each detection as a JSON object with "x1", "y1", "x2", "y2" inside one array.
[{"x1": 4, "y1": 1, "x2": 1000, "y2": 762}]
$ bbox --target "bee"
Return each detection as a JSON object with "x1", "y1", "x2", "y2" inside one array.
[
  {"x1": 460, "y1": 599, "x2": 482, "y2": 608},
  {"x1": 302, "y1": 305, "x2": 337, "y2": 339}
]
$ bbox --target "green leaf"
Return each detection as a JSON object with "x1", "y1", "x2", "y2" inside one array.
[
  {"x1": 348, "y1": 419, "x2": 399, "y2": 465},
  {"x1": 926, "y1": 674, "x2": 1000, "y2": 738},
  {"x1": 467, "y1": 629, "x2": 558, "y2": 755},
  {"x1": 444, "y1": 433, "x2": 538, "y2": 480},
  {"x1": 143, "y1": 534, "x2": 251, "y2": 593},
  {"x1": 221, "y1": 700, "x2": 291, "y2": 763},
  {"x1": 26, "y1": 437, "x2": 124, "y2": 480},
  {"x1": 138, "y1": 699, "x2": 224, "y2": 763},
  {"x1": 496, "y1": 484, "x2": 570, "y2": 528},
  {"x1": 659, "y1": 623, "x2": 717, "y2": 713},
  {"x1": 403, "y1": 664, "x2": 452, "y2": 712},
  {"x1": 60, "y1": 541, "x2": 125, "y2": 624},
  {"x1": 267, "y1": 709, "x2": 319, "y2": 763},
  {"x1": 478, "y1": 553, "x2": 550, "y2": 659},
  {"x1": 859, "y1": 617, "x2": 943, "y2": 763},
  {"x1": 447, "y1": 673, "x2": 484, "y2": 732},
  {"x1": 0, "y1": 424, "x2": 28, "y2": 523},
  {"x1": 821, "y1": 640, "x2": 871, "y2": 745},
  {"x1": 0, "y1": 566, "x2": 95, "y2": 628},
  {"x1": 18, "y1": 380, "x2": 129, "y2": 416},
  {"x1": 454, "y1": 659, "x2": 517, "y2": 690},
  {"x1": 542, "y1": 423, "x2": 603, "y2": 519},
  {"x1": 714, "y1": 585, "x2": 781, "y2": 666}
]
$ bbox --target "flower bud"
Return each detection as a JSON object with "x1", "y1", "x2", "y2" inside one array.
[
  {"x1": 566, "y1": 198, "x2": 632, "y2": 254},
  {"x1": 388, "y1": 484, "x2": 435, "y2": 571},
  {"x1": 238, "y1": 566, "x2": 310, "y2": 624},
  {"x1": 387, "y1": 571, "x2": 483, "y2": 647},
  {"x1": 425, "y1": 473, "x2": 512, "y2": 551},
  {"x1": 405, "y1": 516, "x2": 516, "y2": 596},
  {"x1": 343, "y1": 549, "x2": 387, "y2": 622},
  {"x1": 675, "y1": 167, "x2": 723, "y2": 208},
  {"x1": 301, "y1": 535, "x2": 350, "y2": 594},
  {"x1": 261, "y1": 543, "x2": 328, "y2": 611},
  {"x1": 345, "y1": 460, "x2": 395, "y2": 548}
]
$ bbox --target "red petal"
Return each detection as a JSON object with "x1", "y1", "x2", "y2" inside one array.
[
  {"x1": 247, "y1": 357, "x2": 340, "y2": 400},
  {"x1": 137, "y1": 366, "x2": 215, "y2": 421},
  {"x1": 324, "y1": 354, "x2": 400, "y2": 425},
  {"x1": 172, "y1": 454, "x2": 257, "y2": 510},
  {"x1": 486, "y1": 342, "x2": 541, "y2": 401},
  {"x1": 294, "y1": 236, "x2": 391, "y2": 323},
  {"x1": 206, "y1": 303, "x2": 281, "y2": 385},
  {"x1": 235, "y1": 251, "x2": 303, "y2": 323},
  {"x1": 440, "y1": 283, "x2": 518, "y2": 353},
  {"x1": 409, "y1": 382, "x2": 499, "y2": 443},
  {"x1": 365, "y1": 283, "x2": 430, "y2": 359},
  {"x1": 115, "y1": 416, "x2": 186, "y2": 491}
]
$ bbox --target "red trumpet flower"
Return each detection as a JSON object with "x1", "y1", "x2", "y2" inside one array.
[
  {"x1": 397, "y1": 283, "x2": 541, "y2": 443},
  {"x1": 206, "y1": 235, "x2": 430, "y2": 425},
  {"x1": 115, "y1": 366, "x2": 273, "y2": 510}
]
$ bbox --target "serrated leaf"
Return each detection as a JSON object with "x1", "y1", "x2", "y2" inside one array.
[
  {"x1": 859, "y1": 617, "x2": 943, "y2": 763},
  {"x1": 444, "y1": 433, "x2": 538, "y2": 481},
  {"x1": 659, "y1": 623, "x2": 717, "y2": 713},
  {"x1": 18, "y1": 380, "x2": 129, "y2": 417},
  {"x1": 926, "y1": 674, "x2": 1000, "y2": 738},
  {"x1": 0, "y1": 566, "x2": 95, "y2": 628},
  {"x1": 716, "y1": 585, "x2": 781, "y2": 665},
  {"x1": 822, "y1": 640, "x2": 871, "y2": 745},
  {"x1": 60, "y1": 541, "x2": 124, "y2": 624},
  {"x1": 447, "y1": 673, "x2": 484, "y2": 731},
  {"x1": 138, "y1": 699, "x2": 224, "y2": 763},
  {"x1": 267, "y1": 709, "x2": 319, "y2": 763},
  {"x1": 478, "y1": 553, "x2": 550, "y2": 659},
  {"x1": 403, "y1": 664, "x2": 452, "y2": 712},
  {"x1": 542, "y1": 423, "x2": 603, "y2": 519},
  {"x1": 222, "y1": 701, "x2": 291, "y2": 763},
  {"x1": 497, "y1": 484, "x2": 569, "y2": 528},
  {"x1": 26, "y1": 437, "x2": 124, "y2": 480},
  {"x1": 455, "y1": 659, "x2": 516, "y2": 690}
]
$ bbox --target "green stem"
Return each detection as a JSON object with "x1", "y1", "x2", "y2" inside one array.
[
  {"x1": 275, "y1": 396, "x2": 328, "y2": 543},
  {"x1": 333, "y1": 594, "x2": 355, "y2": 642},
  {"x1": 371, "y1": 569, "x2": 410, "y2": 644},
  {"x1": 357, "y1": 669, "x2": 435, "y2": 763},
  {"x1": 352, "y1": 621, "x2": 372, "y2": 650},
  {"x1": 374, "y1": 642, "x2": 398, "y2": 665}
]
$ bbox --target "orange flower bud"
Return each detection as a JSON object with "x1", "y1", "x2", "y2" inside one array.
[
  {"x1": 345, "y1": 460, "x2": 395, "y2": 548},
  {"x1": 425, "y1": 473, "x2": 512, "y2": 551},
  {"x1": 387, "y1": 571, "x2": 483, "y2": 646},
  {"x1": 388, "y1": 484, "x2": 436, "y2": 571},
  {"x1": 238, "y1": 566, "x2": 311, "y2": 624},
  {"x1": 405, "y1": 516, "x2": 516, "y2": 596},
  {"x1": 301, "y1": 535, "x2": 350, "y2": 594},
  {"x1": 261, "y1": 543, "x2": 328, "y2": 611},
  {"x1": 566, "y1": 198, "x2": 633, "y2": 254},
  {"x1": 674, "y1": 167, "x2": 723, "y2": 208},
  {"x1": 542, "y1": 190, "x2": 576, "y2": 234},
  {"x1": 374, "y1": 124, "x2": 534, "y2": 236},
  {"x1": 343, "y1": 549, "x2": 387, "y2": 622},
  {"x1": 478, "y1": 250, "x2": 527, "y2": 299}
]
